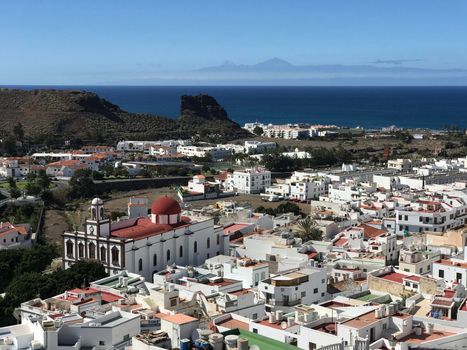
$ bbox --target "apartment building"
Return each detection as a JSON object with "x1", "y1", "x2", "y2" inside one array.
[
  {"x1": 395, "y1": 197, "x2": 467, "y2": 235},
  {"x1": 259, "y1": 268, "x2": 327, "y2": 312},
  {"x1": 228, "y1": 168, "x2": 271, "y2": 194}
]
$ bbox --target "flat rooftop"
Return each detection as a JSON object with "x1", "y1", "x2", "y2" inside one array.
[{"x1": 399, "y1": 330, "x2": 454, "y2": 344}]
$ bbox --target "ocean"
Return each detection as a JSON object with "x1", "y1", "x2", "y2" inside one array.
[{"x1": 8, "y1": 86, "x2": 467, "y2": 129}]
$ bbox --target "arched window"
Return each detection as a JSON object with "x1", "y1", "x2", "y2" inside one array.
[
  {"x1": 138, "y1": 258, "x2": 143, "y2": 272},
  {"x1": 91, "y1": 208, "x2": 97, "y2": 220},
  {"x1": 89, "y1": 242, "x2": 96, "y2": 259},
  {"x1": 153, "y1": 254, "x2": 157, "y2": 266},
  {"x1": 78, "y1": 243, "x2": 84, "y2": 258},
  {"x1": 194, "y1": 241, "x2": 198, "y2": 253},
  {"x1": 179, "y1": 246, "x2": 183, "y2": 258},
  {"x1": 207, "y1": 237, "x2": 210, "y2": 249},
  {"x1": 66, "y1": 240, "x2": 74, "y2": 258},
  {"x1": 100, "y1": 246, "x2": 106, "y2": 262},
  {"x1": 111, "y1": 247, "x2": 119, "y2": 265},
  {"x1": 100, "y1": 207, "x2": 104, "y2": 219},
  {"x1": 167, "y1": 249, "x2": 171, "y2": 261}
]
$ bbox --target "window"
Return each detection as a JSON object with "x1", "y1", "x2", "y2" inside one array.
[
  {"x1": 438, "y1": 269, "x2": 444, "y2": 278},
  {"x1": 405, "y1": 282, "x2": 410, "y2": 287},
  {"x1": 99, "y1": 341, "x2": 105, "y2": 346},
  {"x1": 321, "y1": 292, "x2": 325, "y2": 297},
  {"x1": 456, "y1": 272, "x2": 462, "y2": 283},
  {"x1": 89, "y1": 242, "x2": 96, "y2": 259},
  {"x1": 419, "y1": 268, "x2": 423, "y2": 274},
  {"x1": 301, "y1": 291, "x2": 306, "y2": 298},
  {"x1": 78, "y1": 243, "x2": 84, "y2": 258},
  {"x1": 100, "y1": 246, "x2": 106, "y2": 262},
  {"x1": 153, "y1": 254, "x2": 157, "y2": 266},
  {"x1": 66, "y1": 240, "x2": 73, "y2": 258},
  {"x1": 261, "y1": 272, "x2": 266, "y2": 280},
  {"x1": 217, "y1": 234, "x2": 220, "y2": 245},
  {"x1": 179, "y1": 246, "x2": 183, "y2": 258},
  {"x1": 207, "y1": 237, "x2": 211, "y2": 249},
  {"x1": 313, "y1": 288, "x2": 318, "y2": 294},
  {"x1": 252, "y1": 328, "x2": 258, "y2": 334},
  {"x1": 194, "y1": 241, "x2": 198, "y2": 253},
  {"x1": 252, "y1": 313, "x2": 258, "y2": 320},
  {"x1": 138, "y1": 258, "x2": 143, "y2": 272},
  {"x1": 111, "y1": 247, "x2": 119, "y2": 265},
  {"x1": 167, "y1": 249, "x2": 171, "y2": 261}
]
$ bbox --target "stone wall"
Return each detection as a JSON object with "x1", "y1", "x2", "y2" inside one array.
[
  {"x1": 420, "y1": 276, "x2": 438, "y2": 295},
  {"x1": 368, "y1": 274, "x2": 405, "y2": 297}
]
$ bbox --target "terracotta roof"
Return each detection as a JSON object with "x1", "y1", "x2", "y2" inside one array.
[
  {"x1": 223, "y1": 223, "x2": 251, "y2": 235},
  {"x1": 156, "y1": 313, "x2": 198, "y2": 325},
  {"x1": 111, "y1": 217, "x2": 190, "y2": 240},
  {"x1": 379, "y1": 272, "x2": 406, "y2": 284},
  {"x1": 334, "y1": 237, "x2": 348, "y2": 247},
  {"x1": 359, "y1": 223, "x2": 387, "y2": 239},
  {"x1": 0, "y1": 222, "x2": 30, "y2": 238},
  {"x1": 404, "y1": 275, "x2": 421, "y2": 282},
  {"x1": 214, "y1": 171, "x2": 230, "y2": 181},
  {"x1": 151, "y1": 196, "x2": 181, "y2": 215}
]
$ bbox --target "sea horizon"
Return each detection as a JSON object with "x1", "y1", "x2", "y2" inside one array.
[{"x1": 3, "y1": 85, "x2": 467, "y2": 130}]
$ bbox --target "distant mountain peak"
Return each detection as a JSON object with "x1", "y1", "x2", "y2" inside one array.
[{"x1": 255, "y1": 57, "x2": 293, "y2": 67}]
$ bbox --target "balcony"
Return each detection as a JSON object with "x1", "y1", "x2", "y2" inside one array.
[{"x1": 265, "y1": 298, "x2": 301, "y2": 307}]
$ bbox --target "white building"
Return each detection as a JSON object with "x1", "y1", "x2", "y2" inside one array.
[
  {"x1": 0, "y1": 308, "x2": 140, "y2": 350},
  {"x1": 228, "y1": 168, "x2": 271, "y2": 194},
  {"x1": 244, "y1": 140, "x2": 277, "y2": 154},
  {"x1": 223, "y1": 258, "x2": 270, "y2": 289},
  {"x1": 0, "y1": 221, "x2": 32, "y2": 250},
  {"x1": 258, "y1": 267, "x2": 327, "y2": 312},
  {"x1": 432, "y1": 250, "x2": 467, "y2": 286},
  {"x1": 177, "y1": 145, "x2": 232, "y2": 160},
  {"x1": 63, "y1": 196, "x2": 227, "y2": 281},
  {"x1": 395, "y1": 197, "x2": 466, "y2": 235}
]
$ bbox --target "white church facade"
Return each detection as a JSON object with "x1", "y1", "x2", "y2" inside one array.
[{"x1": 62, "y1": 196, "x2": 227, "y2": 281}]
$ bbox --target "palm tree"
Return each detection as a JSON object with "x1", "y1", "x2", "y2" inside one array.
[{"x1": 296, "y1": 216, "x2": 322, "y2": 242}]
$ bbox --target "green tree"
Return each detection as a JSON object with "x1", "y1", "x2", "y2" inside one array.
[
  {"x1": 69, "y1": 169, "x2": 96, "y2": 198},
  {"x1": 276, "y1": 202, "x2": 301, "y2": 215},
  {"x1": 253, "y1": 126, "x2": 264, "y2": 136},
  {"x1": 36, "y1": 170, "x2": 51, "y2": 190},
  {"x1": 295, "y1": 216, "x2": 322, "y2": 242},
  {"x1": 13, "y1": 122, "x2": 24, "y2": 141}
]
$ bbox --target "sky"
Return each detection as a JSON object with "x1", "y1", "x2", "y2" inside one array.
[{"x1": 1, "y1": 0, "x2": 467, "y2": 85}]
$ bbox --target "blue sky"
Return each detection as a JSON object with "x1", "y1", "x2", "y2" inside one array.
[{"x1": 2, "y1": 0, "x2": 467, "y2": 84}]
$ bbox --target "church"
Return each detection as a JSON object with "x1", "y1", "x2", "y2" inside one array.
[{"x1": 62, "y1": 196, "x2": 227, "y2": 281}]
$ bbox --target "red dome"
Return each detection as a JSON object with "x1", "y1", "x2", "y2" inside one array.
[{"x1": 151, "y1": 196, "x2": 181, "y2": 215}]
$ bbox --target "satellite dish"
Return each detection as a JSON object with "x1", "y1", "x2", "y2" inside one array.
[{"x1": 281, "y1": 321, "x2": 287, "y2": 329}]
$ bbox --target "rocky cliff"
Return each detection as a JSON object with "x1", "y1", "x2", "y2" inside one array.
[{"x1": 0, "y1": 89, "x2": 249, "y2": 142}]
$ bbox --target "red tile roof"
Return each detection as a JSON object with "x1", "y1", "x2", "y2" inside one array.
[
  {"x1": 334, "y1": 237, "x2": 348, "y2": 247},
  {"x1": 156, "y1": 313, "x2": 198, "y2": 325},
  {"x1": 380, "y1": 272, "x2": 406, "y2": 284},
  {"x1": 223, "y1": 223, "x2": 252, "y2": 235},
  {"x1": 111, "y1": 217, "x2": 191, "y2": 240},
  {"x1": 359, "y1": 223, "x2": 387, "y2": 239}
]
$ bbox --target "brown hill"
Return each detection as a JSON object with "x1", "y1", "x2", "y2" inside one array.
[{"x1": 0, "y1": 88, "x2": 249, "y2": 142}]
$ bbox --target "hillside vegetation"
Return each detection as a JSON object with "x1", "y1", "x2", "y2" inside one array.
[{"x1": 0, "y1": 89, "x2": 249, "y2": 143}]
